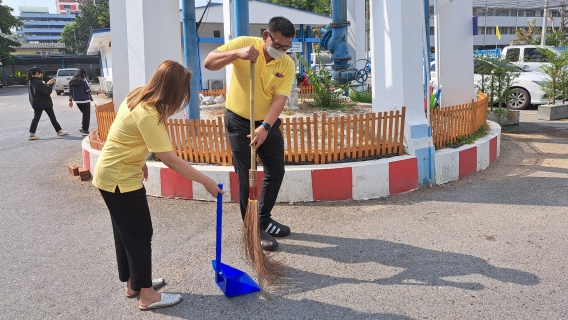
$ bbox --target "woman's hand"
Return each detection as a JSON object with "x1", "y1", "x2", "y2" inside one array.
[
  {"x1": 142, "y1": 164, "x2": 148, "y2": 181},
  {"x1": 68, "y1": 101, "x2": 73, "y2": 108},
  {"x1": 204, "y1": 179, "x2": 224, "y2": 198}
]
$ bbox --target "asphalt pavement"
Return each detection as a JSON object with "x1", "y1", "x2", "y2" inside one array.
[{"x1": 0, "y1": 85, "x2": 566, "y2": 319}]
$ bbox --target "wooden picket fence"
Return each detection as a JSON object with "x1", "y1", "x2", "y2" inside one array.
[
  {"x1": 199, "y1": 89, "x2": 226, "y2": 99},
  {"x1": 94, "y1": 101, "x2": 116, "y2": 142},
  {"x1": 298, "y1": 85, "x2": 316, "y2": 99},
  {"x1": 430, "y1": 92, "x2": 489, "y2": 148},
  {"x1": 94, "y1": 103, "x2": 405, "y2": 165}
]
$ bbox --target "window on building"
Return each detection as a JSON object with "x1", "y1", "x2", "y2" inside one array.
[
  {"x1": 551, "y1": 10, "x2": 560, "y2": 17},
  {"x1": 525, "y1": 10, "x2": 535, "y2": 17},
  {"x1": 478, "y1": 27, "x2": 485, "y2": 35},
  {"x1": 430, "y1": 27, "x2": 435, "y2": 35},
  {"x1": 213, "y1": 30, "x2": 220, "y2": 38},
  {"x1": 486, "y1": 27, "x2": 495, "y2": 35}
]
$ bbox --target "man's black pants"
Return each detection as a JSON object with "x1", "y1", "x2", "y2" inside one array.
[
  {"x1": 99, "y1": 186, "x2": 153, "y2": 292},
  {"x1": 224, "y1": 110, "x2": 285, "y2": 223}
]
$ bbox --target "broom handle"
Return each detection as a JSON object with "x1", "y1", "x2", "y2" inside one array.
[
  {"x1": 214, "y1": 183, "x2": 223, "y2": 272},
  {"x1": 250, "y1": 62, "x2": 256, "y2": 171}
]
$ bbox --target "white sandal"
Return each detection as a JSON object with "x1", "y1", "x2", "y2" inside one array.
[
  {"x1": 126, "y1": 278, "x2": 166, "y2": 298},
  {"x1": 139, "y1": 293, "x2": 182, "y2": 311}
]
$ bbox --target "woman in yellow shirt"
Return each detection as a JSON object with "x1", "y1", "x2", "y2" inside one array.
[{"x1": 93, "y1": 60, "x2": 223, "y2": 311}]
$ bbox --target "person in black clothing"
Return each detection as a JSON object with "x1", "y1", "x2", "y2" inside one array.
[
  {"x1": 68, "y1": 68, "x2": 93, "y2": 136},
  {"x1": 27, "y1": 67, "x2": 68, "y2": 140}
]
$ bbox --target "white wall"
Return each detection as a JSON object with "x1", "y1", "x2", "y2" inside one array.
[
  {"x1": 100, "y1": 44, "x2": 112, "y2": 79},
  {"x1": 347, "y1": 0, "x2": 367, "y2": 67}
]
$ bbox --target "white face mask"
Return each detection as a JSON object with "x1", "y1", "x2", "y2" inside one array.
[{"x1": 267, "y1": 45, "x2": 286, "y2": 59}]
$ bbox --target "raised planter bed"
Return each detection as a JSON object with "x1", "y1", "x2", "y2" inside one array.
[{"x1": 537, "y1": 103, "x2": 568, "y2": 120}]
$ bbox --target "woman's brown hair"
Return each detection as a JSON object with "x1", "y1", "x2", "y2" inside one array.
[{"x1": 126, "y1": 60, "x2": 192, "y2": 124}]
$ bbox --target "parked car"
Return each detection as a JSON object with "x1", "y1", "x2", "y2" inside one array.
[
  {"x1": 430, "y1": 60, "x2": 548, "y2": 110},
  {"x1": 54, "y1": 68, "x2": 78, "y2": 95},
  {"x1": 0, "y1": 80, "x2": 3, "y2": 88},
  {"x1": 501, "y1": 45, "x2": 560, "y2": 73}
]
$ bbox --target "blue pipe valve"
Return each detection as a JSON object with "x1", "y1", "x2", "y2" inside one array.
[{"x1": 320, "y1": 22, "x2": 357, "y2": 84}]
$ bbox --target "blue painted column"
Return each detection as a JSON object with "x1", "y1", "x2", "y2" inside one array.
[
  {"x1": 182, "y1": 0, "x2": 201, "y2": 120},
  {"x1": 233, "y1": 0, "x2": 250, "y2": 37}
]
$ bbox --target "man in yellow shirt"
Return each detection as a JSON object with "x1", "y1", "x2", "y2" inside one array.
[{"x1": 204, "y1": 16, "x2": 296, "y2": 251}]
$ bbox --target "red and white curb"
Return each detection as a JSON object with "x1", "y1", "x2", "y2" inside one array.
[{"x1": 82, "y1": 121, "x2": 501, "y2": 202}]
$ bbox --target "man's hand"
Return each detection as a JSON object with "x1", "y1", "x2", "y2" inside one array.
[
  {"x1": 238, "y1": 46, "x2": 259, "y2": 63},
  {"x1": 68, "y1": 101, "x2": 73, "y2": 108},
  {"x1": 248, "y1": 126, "x2": 269, "y2": 151}
]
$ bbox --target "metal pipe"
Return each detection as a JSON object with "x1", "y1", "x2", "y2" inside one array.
[
  {"x1": 233, "y1": 0, "x2": 250, "y2": 37},
  {"x1": 332, "y1": 0, "x2": 347, "y2": 22},
  {"x1": 541, "y1": 0, "x2": 549, "y2": 46},
  {"x1": 182, "y1": 0, "x2": 201, "y2": 120}
]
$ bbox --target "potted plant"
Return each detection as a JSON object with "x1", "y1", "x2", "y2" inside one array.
[
  {"x1": 475, "y1": 55, "x2": 521, "y2": 125},
  {"x1": 536, "y1": 48, "x2": 568, "y2": 120}
]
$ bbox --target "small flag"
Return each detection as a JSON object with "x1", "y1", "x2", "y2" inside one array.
[{"x1": 496, "y1": 26, "x2": 502, "y2": 40}]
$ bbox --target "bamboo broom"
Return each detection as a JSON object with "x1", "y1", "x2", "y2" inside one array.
[{"x1": 242, "y1": 61, "x2": 285, "y2": 290}]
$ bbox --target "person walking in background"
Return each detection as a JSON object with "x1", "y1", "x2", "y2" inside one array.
[
  {"x1": 68, "y1": 68, "x2": 93, "y2": 136},
  {"x1": 93, "y1": 60, "x2": 223, "y2": 311},
  {"x1": 27, "y1": 67, "x2": 68, "y2": 140},
  {"x1": 203, "y1": 16, "x2": 296, "y2": 251}
]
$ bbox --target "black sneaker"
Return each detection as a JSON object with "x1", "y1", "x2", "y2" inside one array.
[
  {"x1": 261, "y1": 219, "x2": 290, "y2": 237},
  {"x1": 79, "y1": 128, "x2": 89, "y2": 136},
  {"x1": 260, "y1": 229, "x2": 278, "y2": 251}
]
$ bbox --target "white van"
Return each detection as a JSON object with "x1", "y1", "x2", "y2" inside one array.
[
  {"x1": 54, "y1": 68, "x2": 78, "y2": 95},
  {"x1": 501, "y1": 45, "x2": 560, "y2": 73},
  {"x1": 310, "y1": 52, "x2": 332, "y2": 75}
]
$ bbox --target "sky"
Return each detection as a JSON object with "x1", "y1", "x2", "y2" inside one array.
[{"x1": 3, "y1": 0, "x2": 221, "y2": 15}]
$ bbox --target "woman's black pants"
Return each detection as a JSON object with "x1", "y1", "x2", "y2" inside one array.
[
  {"x1": 29, "y1": 107, "x2": 62, "y2": 133},
  {"x1": 224, "y1": 110, "x2": 285, "y2": 223},
  {"x1": 76, "y1": 102, "x2": 91, "y2": 132},
  {"x1": 99, "y1": 186, "x2": 153, "y2": 292}
]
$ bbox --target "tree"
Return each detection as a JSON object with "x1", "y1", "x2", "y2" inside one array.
[
  {"x1": 0, "y1": 0, "x2": 23, "y2": 65},
  {"x1": 60, "y1": 0, "x2": 109, "y2": 54}
]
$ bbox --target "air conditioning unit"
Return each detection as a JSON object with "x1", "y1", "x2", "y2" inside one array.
[{"x1": 208, "y1": 79, "x2": 226, "y2": 90}]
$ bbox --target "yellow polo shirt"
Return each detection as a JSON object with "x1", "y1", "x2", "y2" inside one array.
[
  {"x1": 217, "y1": 36, "x2": 295, "y2": 120},
  {"x1": 93, "y1": 99, "x2": 173, "y2": 193}
]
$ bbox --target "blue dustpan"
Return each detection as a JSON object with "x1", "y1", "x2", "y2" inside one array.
[{"x1": 212, "y1": 184, "x2": 260, "y2": 297}]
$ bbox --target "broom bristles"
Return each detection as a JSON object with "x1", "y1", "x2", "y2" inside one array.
[{"x1": 242, "y1": 199, "x2": 286, "y2": 289}]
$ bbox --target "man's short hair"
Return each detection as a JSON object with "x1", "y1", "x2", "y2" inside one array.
[{"x1": 268, "y1": 16, "x2": 295, "y2": 38}]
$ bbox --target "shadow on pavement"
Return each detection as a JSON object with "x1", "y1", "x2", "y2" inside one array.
[{"x1": 279, "y1": 233, "x2": 539, "y2": 292}]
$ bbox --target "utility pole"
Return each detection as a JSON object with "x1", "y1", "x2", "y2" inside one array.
[
  {"x1": 541, "y1": 0, "x2": 549, "y2": 45},
  {"x1": 483, "y1": 0, "x2": 488, "y2": 46}
]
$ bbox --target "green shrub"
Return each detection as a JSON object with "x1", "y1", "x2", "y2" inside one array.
[
  {"x1": 349, "y1": 91, "x2": 372, "y2": 103},
  {"x1": 298, "y1": 53, "x2": 353, "y2": 110}
]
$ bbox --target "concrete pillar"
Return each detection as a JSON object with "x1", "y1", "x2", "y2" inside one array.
[
  {"x1": 109, "y1": 0, "x2": 128, "y2": 107},
  {"x1": 222, "y1": 0, "x2": 233, "y2": 95},
  {"x1": 370, "y1": 0, "x2": 434, "y2": 186},
  {"x1": 110, "y1": 0, "x2": 182, "y2": 105},
  {"x1": 435, "y1": 0, "x2": 474, "y2": 106}
]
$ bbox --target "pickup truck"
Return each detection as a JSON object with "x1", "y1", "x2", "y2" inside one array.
[
  {"x1": 501, "y1": 45, "x2": 560, "y2": 73},
  {"x1": 54, "y1": 68, "x2": 78, "y2": 95}
]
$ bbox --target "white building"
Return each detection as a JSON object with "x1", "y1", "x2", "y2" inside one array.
[
  {"x1": 459, "y1": 0, "x2": 565, "y2": 49},
  {"x1": 55, "y1": 0, "x2": 84, "y2": 14}
]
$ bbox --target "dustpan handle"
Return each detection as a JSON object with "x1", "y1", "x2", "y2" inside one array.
[{"x1": 215, "y1": 183, "x2": 223, "y2": 271}]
